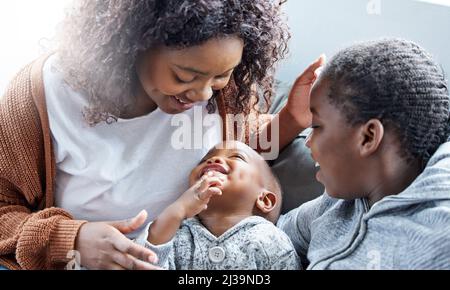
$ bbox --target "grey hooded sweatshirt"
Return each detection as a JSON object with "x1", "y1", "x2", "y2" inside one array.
[{"x1": 278, "y1": 141, "x2": 450, "y2": 270}]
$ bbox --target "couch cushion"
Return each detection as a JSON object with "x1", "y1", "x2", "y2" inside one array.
[{"x1": 269, "y1": 89, "x2": 324, "y2": 213}]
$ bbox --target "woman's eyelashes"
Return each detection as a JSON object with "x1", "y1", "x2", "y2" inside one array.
[
  {"x1": 215, "y1": 73, "x2": 232, "y2": 80},
  {"x1": 174, "y1": 73, "x2": 194, "y2": 84},
  {"x1": 174, "y1": 72, "x2": 232, "y2": 84}
]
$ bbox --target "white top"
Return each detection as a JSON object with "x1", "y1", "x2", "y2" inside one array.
[{"x1": 43, "y1": 55, "x2": 222, "y2": 236}]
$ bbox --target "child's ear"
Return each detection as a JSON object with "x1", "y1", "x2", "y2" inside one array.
[
  {"x1": 358, "y1": 119, "x2": 384, "y2": 157},
  {"x1": 255, "y1": 191, "x2": 277, "y2": 214}
]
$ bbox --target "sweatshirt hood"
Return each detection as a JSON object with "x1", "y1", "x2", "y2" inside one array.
[{"x1": 370, "y1": 141, "x2": 450, "y2": 213}]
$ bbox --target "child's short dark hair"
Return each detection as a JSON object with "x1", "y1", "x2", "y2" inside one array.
[{"x1": 321, "y1": 38, "x2": 450, "y2": 166}]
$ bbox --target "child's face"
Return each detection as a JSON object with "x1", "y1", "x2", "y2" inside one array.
[
  {"x1": 306, "y1": 78, "x2": 368, "y2": 200},
  {"x1": 135, "y1": 36, "x2": 243, "y2": 114},
  {"x1": 189, "y1": 141, "x2": 277, "y2": 215}
]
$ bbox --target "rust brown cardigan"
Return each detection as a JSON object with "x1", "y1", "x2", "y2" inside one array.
[{"x1": 0, "y1": 54, "x2": 245, "y2": 270}]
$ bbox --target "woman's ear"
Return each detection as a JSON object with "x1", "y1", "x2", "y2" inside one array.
[
  {"x1": 255, "y1": 191, "x2": 277, "y2": 214},
  {"x1": 358, "y1": 119, "x2": 384, "y2": 157}
]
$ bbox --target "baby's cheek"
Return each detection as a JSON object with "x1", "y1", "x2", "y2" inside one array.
[
  {"x1": 188, "y1": 171, "x2": 198, "y2": 186},
  {"x1": 235, "y1": 171, "x2": 259, "y2": 185},
  {"x1": 227, "y1": 169, "x2": 255, "y2": 186},
  {"x1": 237, "y1": 171, "x2": 249, "y2": 181}
]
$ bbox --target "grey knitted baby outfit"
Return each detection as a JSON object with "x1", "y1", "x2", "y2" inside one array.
[{"x1": 135, "y1": 216, "x2": 301, "y2": 270}]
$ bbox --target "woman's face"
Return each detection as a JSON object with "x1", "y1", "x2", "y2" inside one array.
[
  {"x1": 306, "y1": 78, "x2": 367, "y2": 200},
  {"x1": 136, "y1": 36, "x2": 244, "y2": 114}
]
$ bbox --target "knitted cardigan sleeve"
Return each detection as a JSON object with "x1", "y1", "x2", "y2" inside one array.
[{"x1": 0, "y1": 58, "x2": 86, "y2": 270}]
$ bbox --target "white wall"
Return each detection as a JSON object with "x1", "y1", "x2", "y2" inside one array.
[
  {"x1": 0, "y1": 0, "x2": 70, "y2": 94},
  {"x1": 277, "y1": 0, "x2": 450, "y2": 86},
  {"x1": 0, "y1": 0, "x2": 449, "y2": 94}
]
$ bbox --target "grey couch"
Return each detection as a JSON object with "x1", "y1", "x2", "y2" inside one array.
[{"x1": 269, "y1": 88, "x2": 324, "y2": 214}]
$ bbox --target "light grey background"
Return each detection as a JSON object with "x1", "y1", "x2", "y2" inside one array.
[
  {"x1": 1, "y1": 0, "x2": 449, "y2": 93},
  {"x1": 276, "y1": 0, "x2": 450, "y2": 86}
]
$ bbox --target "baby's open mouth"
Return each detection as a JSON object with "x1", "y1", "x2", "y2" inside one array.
[{"x1": 199, "y1": 164, "x2": 229, "y2": 179}]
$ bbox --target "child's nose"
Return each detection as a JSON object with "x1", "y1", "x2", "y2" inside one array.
[{"x1": 207, "y1": 157, "x2": 225, "y2": 164}]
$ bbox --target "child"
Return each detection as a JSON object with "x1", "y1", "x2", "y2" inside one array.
[
  {"x1": 278, "y1": 38, "x2": 450, "y2": 269},
  {"x1": 135, "y1": 141, "x2": 301, "y2": 270}
]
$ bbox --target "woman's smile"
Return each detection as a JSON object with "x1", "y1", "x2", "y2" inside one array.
[{"x1": 169, "y1": 94, "x2": 195, "y2": 112}]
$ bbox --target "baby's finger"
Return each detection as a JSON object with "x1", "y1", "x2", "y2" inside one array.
[
  {"x1": 204, "y1": 177, "x2": 224, "y2": 188},
  {"x1": 205, "y1": 170, "x2": 226, "y2": 179},
  {"x1": 197, "y1": 176, "x2": 223, "y2": 193},
  {"x1": 197, "y1": 187, "x2": 222, "y2": 201},
  {"x1": 208, "y1": 187, "x2": 222, "y2": 197},
  {"x1": 196, "y1": 177, "x2": 210, "y2": 193}
]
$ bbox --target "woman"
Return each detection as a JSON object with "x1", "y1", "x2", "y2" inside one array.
[{"x1": 0, "y1": 0, "x2": 321, "y2": 270}]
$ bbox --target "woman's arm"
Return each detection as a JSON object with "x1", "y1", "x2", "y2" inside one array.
[
  {"x1": 256, "y1": 55, "x2": 326, "y2": 153},
  {"x1": 0, "y1": 61, "x2": 89, "y2": 269},
  {"x1": 0, "y1": 179, "x2": 87, "y2": 269},
  {"x1": 0, "y1": 181, "x2": 159, "y2": 270},
  {"x1": 0, "y1": 57, "x2": 159, "y2": 270}
]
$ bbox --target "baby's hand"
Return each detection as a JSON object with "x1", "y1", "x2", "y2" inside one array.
[{"x1": 176, "y1": 172, "x2": 224, "y2": 219}]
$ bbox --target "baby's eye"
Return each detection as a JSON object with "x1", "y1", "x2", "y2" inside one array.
[
  {"x1": 231, "y1": 154, "x2": 246, "y2": 161},
  {"x1": 311, "y1": 125, "x2": 320, "y2": 130}
]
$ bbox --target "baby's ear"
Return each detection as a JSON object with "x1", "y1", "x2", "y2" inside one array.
[{"x1": 255, "y1": 191, "x2": 277, "y2": 214}]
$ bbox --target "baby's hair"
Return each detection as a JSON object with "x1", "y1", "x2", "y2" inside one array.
[
  {"x1": 321, "y1": 38, "x2": 450, "y2": 166},
  {"x1": 56, "y1": 0, "x2": 290, "y2": 125},
  {"x1": 261, "y1": 161, "x2": 283, "y2": 223}
]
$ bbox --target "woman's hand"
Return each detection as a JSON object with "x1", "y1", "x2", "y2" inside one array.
[
  {"x1": 283, "y1": 55, "x2": 326, "y2": 129},
  {"x1": 75, "y1": 210, "x2": 161, "y2": 270}
]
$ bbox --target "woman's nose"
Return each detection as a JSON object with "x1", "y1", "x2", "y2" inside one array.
[{"x1": 187, "y1": 86, "x2": 213, "y2": 102}]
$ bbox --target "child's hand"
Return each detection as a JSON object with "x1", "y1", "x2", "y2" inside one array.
[
  {"x1": 284, "y1": 55, "x2": 326, "y2": 129},
  {"x1": 176, "y1": 172, "x2": 224, "y2": 219}
]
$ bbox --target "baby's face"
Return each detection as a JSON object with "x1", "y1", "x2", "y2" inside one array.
[{"x1": 189, "y1": 141, "x2": 270, "y2": 212}]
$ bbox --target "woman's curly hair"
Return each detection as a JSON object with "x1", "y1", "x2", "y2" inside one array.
[
  {"x1": 321, "y1": 38, "x2": 450, "y2": 167},
  {"x1": 56, "y1": 0, "x2": 290, "y2": 125}
]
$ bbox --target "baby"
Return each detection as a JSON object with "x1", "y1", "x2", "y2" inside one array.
[{"x1": 135, "y1": 140, "x2": 300, "y2": 270}]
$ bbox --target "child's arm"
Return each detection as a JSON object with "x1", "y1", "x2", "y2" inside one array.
[{"x1": 148, "y1": 172, "x2": 223, "y2": 245}]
